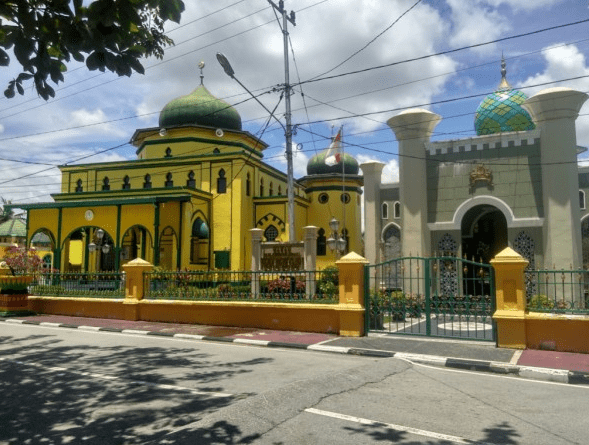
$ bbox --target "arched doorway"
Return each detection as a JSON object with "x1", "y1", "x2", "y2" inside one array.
[
  {"x1": 62, "y1": 227, "x2": 115, "y2": 272},
  {"x1": 159, "y1": 226, "x2": 178, "y2": 270},
  {"x1": 121, "y1": 225, "x2": 153, "y2": 264},
  {"x1": 461, "y1": 205, "x2": 508, "y2": 263}
]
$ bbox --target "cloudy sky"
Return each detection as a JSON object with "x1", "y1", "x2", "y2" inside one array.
[{"x1": 1, "y1": 0, "x2": 589, "y2": 210}]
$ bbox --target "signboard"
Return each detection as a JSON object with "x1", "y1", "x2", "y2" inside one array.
[{"x1": 261, "y1": 243, "x2": 304, "y2": 271}]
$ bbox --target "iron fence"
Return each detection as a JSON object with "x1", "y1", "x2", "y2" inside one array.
[
  {"x1": 29, "y1": 272, "x2": 125, "y2": 298},
  {"x1": 527, "y1": 269, "x2": 589, "y2": 313},
  {"x1": 143, "y1": 269, "x2": 339, "y2": 303},
  {"x1": 365, "y1": 256, "x2": 495, "y2": 341}
]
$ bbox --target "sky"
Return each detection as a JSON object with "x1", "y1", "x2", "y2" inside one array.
[{"x1": 1, "y1": 0, "x2": 589, "y2": 212}]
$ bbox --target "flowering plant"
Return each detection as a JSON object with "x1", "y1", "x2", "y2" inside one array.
[{"x1": 2, "y1": 246, "x2": 43, "y2": 275}]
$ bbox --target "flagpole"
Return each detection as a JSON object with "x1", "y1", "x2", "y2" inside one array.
[{"x1": 342, "y1": 126, "x2": 346, "y2": 252}]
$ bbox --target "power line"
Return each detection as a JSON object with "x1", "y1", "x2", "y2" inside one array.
[{"x1": 296, "y1": 18, "x2": 589, "y2": 87}]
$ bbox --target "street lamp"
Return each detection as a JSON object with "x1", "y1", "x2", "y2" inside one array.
[
  {"x1": 327, "y1": 217, "x2": 346, "y2": 257},
  {"x1": 216, "y1": 52, "x2": 296, "y2": 243},
  {"x1": 88, "y1": 228, "x2": 110, "y2": 255}
]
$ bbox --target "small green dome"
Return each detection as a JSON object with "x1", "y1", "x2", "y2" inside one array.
[
  {"x1": 474, "y1": 57, "x2": 535, "y2": 136},
  {"x1": 159, "y1": 85, "x2": 242, "y2": 131},
  {"x1": 307, "y1": 150, "x2": 359, "y2": 176}
]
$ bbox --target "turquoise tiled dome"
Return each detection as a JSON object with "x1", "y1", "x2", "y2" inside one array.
[
  {"x1": 159, "y1": 85, "x2": 242, "y2": 131},
  {"x1": 474, "y1": 57, "x2": 536, "y2": 136}
]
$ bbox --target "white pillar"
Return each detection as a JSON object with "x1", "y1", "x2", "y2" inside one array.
[
  {"x1": 303, "y1": 226, "x2": 318, "y2": 298},
  {"x1": 360, "y1": 161, "x2": 385, "y2": 266},
  {"x1": 523, "y1": 87, "x2": 588, "y2": 269},
  {"x1": 387, "y1": 109, "x2": 441, "y2": 257},
  {"x1": 250, "y1": 228, "x2": 263, "y2": 297}
]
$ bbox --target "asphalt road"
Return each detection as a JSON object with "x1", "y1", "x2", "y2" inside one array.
[{"x1": 1, "y1": 323, "x2": 588, "y2": 445}]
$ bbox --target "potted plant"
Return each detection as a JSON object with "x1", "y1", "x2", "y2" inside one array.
[{"x1": 0, "y1": 246, "x2": 42, "y2": 316}]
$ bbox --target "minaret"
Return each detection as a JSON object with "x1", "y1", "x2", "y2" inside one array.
[
  {"x1": 524, "y1": 88, "x2": 588, "y2": 269},
  {"x1": 387, "y1": 109, "x2": 441, "y2": 257}
]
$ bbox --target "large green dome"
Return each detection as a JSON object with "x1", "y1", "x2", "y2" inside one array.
[
  {"x1": 159, "y1": 85, "x2": 242, "y2": 131},
  {"x1": 307, "y1": 150, "x2": 359, "y2": 176}
]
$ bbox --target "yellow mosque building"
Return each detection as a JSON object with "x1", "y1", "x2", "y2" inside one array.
[{"x1": 12, "y1": 79, "x2": 363, "y2": 273}]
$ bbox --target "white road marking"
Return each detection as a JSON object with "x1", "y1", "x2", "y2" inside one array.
[
  {"x1": 77, "y1": 325, "x2": 102, "y2": 331},
  {"x1": 307, "y1": 344, "x2": 350, "y2": 353},
  {"x1": 0, "y1": 357, "x2": 234, "y2": 398},
  {"x1": 39, "y1": 322, "x2": 62, "y2": 327},
  {"x1": 174, "y1": 333, "x2": 205, "y2": 340},
  {"x1": 305, "y1": 408, "x2": 493, "y2": 444},
  {"x1": 121, "y1": 329, "x2": 151, "y2": 335},
  {"x1": 233, "y1": 338, "x2": 270, "y2": 346},
  {"x1": 4, "y1": 319, "x2": 25, "y2": 324}
]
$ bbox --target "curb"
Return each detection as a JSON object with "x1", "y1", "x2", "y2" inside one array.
[{"x1": 2, "y1": 317, "x2": 588, "y2": 386}]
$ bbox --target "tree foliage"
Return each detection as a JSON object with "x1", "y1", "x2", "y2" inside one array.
[{"x1": 0, "y1": 0, "x2": 185, "y2": 100}]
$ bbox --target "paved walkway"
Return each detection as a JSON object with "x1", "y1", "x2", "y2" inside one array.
[{"x1": 2, "y1": 314, "x2": 589, "y2": 384}]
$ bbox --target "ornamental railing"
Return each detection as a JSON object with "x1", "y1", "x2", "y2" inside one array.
[
  {"x1": 143, "y1": 269, "x2": 339, "y2": 303},
  {"x1": 527, "y1": 269, "x2": 589, "y2": 313},
  {"x1": 28, "y1": 272, "x2": 125, "y2": 299}
]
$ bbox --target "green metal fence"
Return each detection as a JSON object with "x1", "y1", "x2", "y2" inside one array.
[
  {"x1": 365, "y1": 256, "x2": 496, "y2": 341},
  {"x1": 29, "y1": 272, "x2": 125, "y2": 298},
  {"x1": 527, "y1": 269, "x2": 589, "y2": 313},
  {"x1": 143, "y1": 269, "x2": 339, "y2": 303}
]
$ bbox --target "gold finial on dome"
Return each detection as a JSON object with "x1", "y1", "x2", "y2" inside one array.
[
  {"x1": 198, "y1": 61, "x2": 205, "y2": 85},
  {"x1": 497, "y1": 53, "x2": 512, "y2": 92}
]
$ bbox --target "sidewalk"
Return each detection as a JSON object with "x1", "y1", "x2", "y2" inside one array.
[{"x1": 2, "y1": 314, "x2": 589, "y2": 385}]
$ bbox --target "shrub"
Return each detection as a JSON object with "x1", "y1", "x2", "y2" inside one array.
[{"x1": 528, "y1": 294, "x2": 554, "y2": 310}]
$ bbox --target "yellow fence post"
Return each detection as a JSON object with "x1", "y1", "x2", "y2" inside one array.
[
  {"x1": 337, "y1": 252, "x2": 369, "y2": 336},
  {"x1": 122, "y1": 258, "x2": 154, "y2": 321},
  {"x1": 490, "y1": 247, "x2": 528, "y2": 349}
]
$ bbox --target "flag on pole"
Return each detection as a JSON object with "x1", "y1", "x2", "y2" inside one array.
[{"x1": 325, "y1": 127, "x2": 343, "y2": 167}]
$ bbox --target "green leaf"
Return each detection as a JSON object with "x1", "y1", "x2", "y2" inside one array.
[
  {"x1": 0, "y1": 48, "x2": 9, "y2": 66},
  {"x1": 16, "y1": 82, "x2": 23, "y2": 95},
  {"x1": 72, "y1": 52, "x2": 84, "y2": 62},
  {"x1": 47, "y1": 46, "x2": 62, "y2": 58}
]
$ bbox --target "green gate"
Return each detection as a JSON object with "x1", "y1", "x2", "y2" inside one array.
[{"x1": 364, "y1": 256, "x2": 496, "y2": 341}]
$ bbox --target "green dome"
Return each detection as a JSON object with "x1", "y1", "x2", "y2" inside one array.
[
  {"x1": 474, "y1": 57, "x2": 535, "y2": 136},
  {"x1": 159, "y1": 85, "x2": 242, "y2": 131},
  {"x1": 307, "y1": 150, "x2": 359, "y2": 176}
]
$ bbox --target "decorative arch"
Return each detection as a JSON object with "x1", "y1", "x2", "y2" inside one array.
[
  {"x1": 513, "y1": 231, "x2": 536, "y2": 298},
  {"x1": 159, "y1": 226, "x2": 178, "y2": 270},
  {"x1": 453, "y1": 196, "x2": 515, "y2": 228},
  {"x1": 61, "y1": 226, "x2": 115, "y2": 272},
  {"x1": 317, "y1": 228, "x2": 326, "y2": 256},
  {"x1": 381, "y1": 222, "x2": 401, "y2": 261},
  {"x1": 256, "y1": 213, "x2": 286, "y2": 232},
  {"x1": 393, "y1": 201, "x2": 401, "y2": 219},
  {"x1": 29, "y1": 228, "x2": 56, "y2": 250},
  {"x1": 381, "y1": 202, "x2": 388, "y2": 219},
  {"x1": 190, "y1": 212, "x2": 210, "y2": 265},
  {"x1": 121, "y1": 225, "x2": 153, "y2": 263},
  {"x1": 264, "y1": 225, "x2": 279, "y2": 242}
]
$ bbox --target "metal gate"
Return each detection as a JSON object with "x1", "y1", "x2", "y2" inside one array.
[{"x1": 364, "y1": 256, "x2": 496, "y2": 341}]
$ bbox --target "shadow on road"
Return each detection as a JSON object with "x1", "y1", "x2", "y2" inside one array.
[{"x1": 0, "y1": 332, "x2": 273, "y2": 444}]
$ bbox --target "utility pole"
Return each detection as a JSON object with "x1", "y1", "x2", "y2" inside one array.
[{"x1": 268, "y1": 0, "x2": 296, "y2": 243}]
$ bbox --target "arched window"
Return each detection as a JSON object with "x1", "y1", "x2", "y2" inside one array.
[
  {"x1": 260, "y1": 178, "x2": 264, "y2": 197},
  {"x1": 75, "y1": 179, "x2": 83, "y2": 192},
  {"x1": 264, "y1": 225, "x2": 278, "y2": 242},
  {"x1": 394, "y1": 201, "x2": 401, "y2": 219},
  {"x1": 278, "y1": 185, "x2": 282, "y2": 195},
  {"x1": 102, "y1": 177, "x2": 110, "y2": 191},
  {"x1": 165, "y1": 147, "x2": 172, "y2": 157},
  {"x1": 187, "y1": 171, "x2": 195, "y2": 188},
  {"x1": 269, "y1": 182, "x2": 273, "y2": 196},
  {"x1": 213, "y1": 148, "x2": 220, "y2": 154},
  {"x1": 317, "y1": 228, "x2": 326, "y2": 256},
  {"x1": 122, "y1": 175, "x2": 131, "y2": 190},
  {"x1": 143, "y1": 174, "x2": 152, "y2": 189},
  {"x1": 217, "y1": 169, "x2": 227, "y2": 194},
  {"x1": 190, "y1": 217, "x2": 209, "y2": 264},
  {"x1": 165, "y1": 173, "x2": 173, "y2": 187},
  {"x1": 382, "y1": 203, "x2": 388, "y2": 219},
  {"x1": 246, "y1": 173, "x2": 251, "y2": 196},
  {"x1": 580, "y1": 190, "x2": 586, "y2": 210}
]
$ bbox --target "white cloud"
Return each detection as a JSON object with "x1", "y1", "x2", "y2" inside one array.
[
  {"x1": 446, "y1": 0, "x2": 510, "y2": 54},
  {"x1": 358, "y1": 154, "x2": 399, "y2": 184},
  {"x1": 271, "y1": 141, "x2": 309, "y2": 178},
  {"x1": 483, "y1": 0, "x2": 564, "y2": 12},
  {"x1": 518, "y1": 44, "x2": 589, "y2": 148}
]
